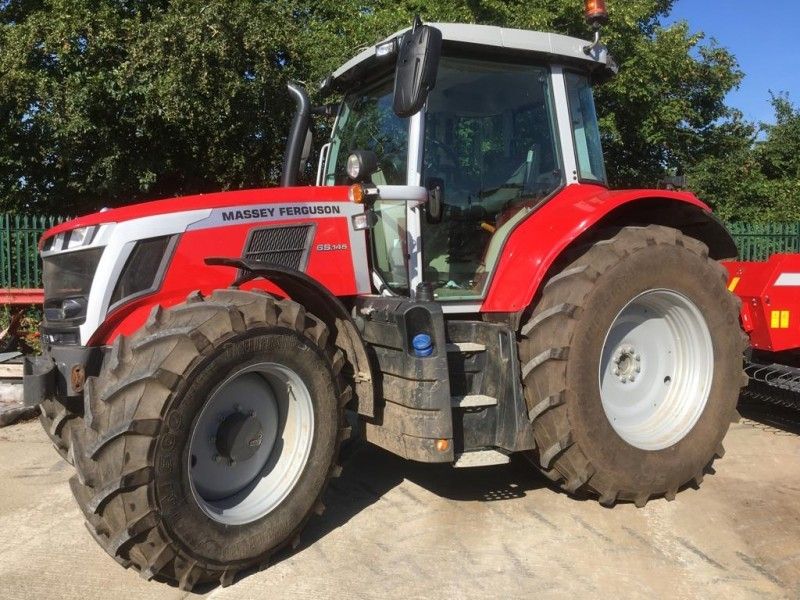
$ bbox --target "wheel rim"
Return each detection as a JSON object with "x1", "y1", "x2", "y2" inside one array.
[
  {"x1": 598, "y1": 289, "x2": 714, "y2": 451},
  {"x1": 188, "y1": 362, "x2": 315, "y2": 525}
]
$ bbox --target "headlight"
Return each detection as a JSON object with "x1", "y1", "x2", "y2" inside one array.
[
  {"x1": 43, "y1": 225, "x2": 99, "y2": 252},
  {"x1": 346, "y1": 150, "x2": 378, "y2": 182},
  {"x1": 65, "y1": 225, "x2": 97, "y2": 249}
]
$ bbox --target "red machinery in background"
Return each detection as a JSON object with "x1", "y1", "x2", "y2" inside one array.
[{"x1": 727, "y1": 254, "x2": 800, "y2": 408}]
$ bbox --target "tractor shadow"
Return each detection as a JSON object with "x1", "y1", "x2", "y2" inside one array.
[
  {"x1": 210, "y1": 440, "x2": 554, "y2": 590},
  {"x1": 296, "y1": 440, "x2": 552, "y2": 548}
]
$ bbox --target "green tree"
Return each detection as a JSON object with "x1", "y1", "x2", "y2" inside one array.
[
  {"x1": 0, "y1": 0, "x2": 744, "y2": 214},
  {"x1": 689, "y1": 94, "x2": 800, "y2": 222}
]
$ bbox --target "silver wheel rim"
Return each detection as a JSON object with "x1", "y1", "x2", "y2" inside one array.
[
  {"x1": 598, "y1": 289, "x2": 714, "y2": 451},
  {"x1": 188, "y1": 362, "x2": 314, "y2": 525}
]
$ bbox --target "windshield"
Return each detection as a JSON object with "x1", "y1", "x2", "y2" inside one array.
[
  {"x1": 325, "y1": 79, "x2": 409, "y2": 186},
  {"x1": 326, "y1": 78, "x2": 411, "y2": 292}
]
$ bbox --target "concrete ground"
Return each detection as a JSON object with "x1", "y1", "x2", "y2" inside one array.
[{"x1": 1, "y1": 411, "x2": 800, "y2": 600}]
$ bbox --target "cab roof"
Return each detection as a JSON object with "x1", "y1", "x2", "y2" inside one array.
[{"x1": 328, "y1": 22, "x2": 617, "y2": 93}]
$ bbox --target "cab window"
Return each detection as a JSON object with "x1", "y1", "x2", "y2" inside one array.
[
  {"x1": 421, "y1": 57, "x2": 562, "y2": 299},
  {"x1": 565, "y1": 72, "x2": 607, "y2": 183}
]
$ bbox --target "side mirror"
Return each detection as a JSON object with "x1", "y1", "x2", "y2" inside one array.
[
  {"x1": 392, "y1": 21, "x2": 442, "y2": 118},
  {"x1": 426, "y1": 177, "x2": 444, "y2": 224}
]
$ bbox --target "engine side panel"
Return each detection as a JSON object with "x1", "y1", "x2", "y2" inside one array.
[{"x1": 85, "y1": 197, "x2": 368, "y2": 345}]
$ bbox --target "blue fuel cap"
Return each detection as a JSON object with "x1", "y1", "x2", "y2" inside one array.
[{"x1": 412, "y1": 334, "x2": 434, "y2": 357}]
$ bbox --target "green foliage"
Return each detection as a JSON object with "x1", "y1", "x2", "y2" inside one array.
[
  {"x1": 0, "y1": 0, "x2": 744, "y2": 213},
  {"x1": 689, "y1": 94, "x2": 800, "y2": 222}
]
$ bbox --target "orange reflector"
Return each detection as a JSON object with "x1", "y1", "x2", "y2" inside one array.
[
  {"x1": 727, "y1": 276, "x2": 741, "y2": 292},
  {"x1": 348, "y1": 184, "x2": 364, "y2": 204},
  {"x1": 435, "y1": 439, "x2": 450, "y2": 452},
  {"x1": 480, "y1": 222, "x2": 497, "y2": 234}
]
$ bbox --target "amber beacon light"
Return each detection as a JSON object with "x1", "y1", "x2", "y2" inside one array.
[{"x1": 584, "y1": 0, "x2": 609, "y2": 28}]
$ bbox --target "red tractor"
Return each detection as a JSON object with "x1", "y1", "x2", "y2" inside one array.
[{"x1": 24, "y1": 4, "x2": 746, "y2": 591}]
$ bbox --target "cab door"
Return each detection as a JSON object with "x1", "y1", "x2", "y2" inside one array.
[{"x1": 418, "y1": 56, "x2": 565, "y2": 303}]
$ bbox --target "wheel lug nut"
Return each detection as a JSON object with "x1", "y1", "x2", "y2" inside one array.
[{"x1": 613, "y1": 368, "x2": 620, "y2": 376}]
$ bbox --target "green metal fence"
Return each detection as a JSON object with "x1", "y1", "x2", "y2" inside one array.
[
  {"x1": 0, "y1": 213, "x2": 798, "y2": 289},
  {"x1": 726, "y1": 222, "x2": 800, "y2": 261},
  {"x1": 0, "y1": 214, "x2": 66, "y2": 289}
]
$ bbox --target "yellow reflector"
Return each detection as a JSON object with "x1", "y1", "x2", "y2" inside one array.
[
  {"x1": 435, "y1": 439, "x2": 450, "y2": 452},
  {"x1": 770, "y1": 310, "x2": 791, "y2": 329},
  {"x1": 727, "y1": 276, "x2": 740, "y2": 292}
]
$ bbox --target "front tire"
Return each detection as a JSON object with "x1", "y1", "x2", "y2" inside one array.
[
  {"x1": 68, "y1": 289, "x2": 348, "y2": 590},
  {"x1": 520, "y1": 226, "x2": 747, "y2": 507}
]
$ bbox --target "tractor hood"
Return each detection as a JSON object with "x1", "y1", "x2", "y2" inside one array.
[{"x1": 42, "y1": 185, "x2": 352, "y2": 246}]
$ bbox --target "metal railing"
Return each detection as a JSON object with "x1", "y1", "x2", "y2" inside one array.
[
  {"x1": 0, "y1": 214, "x2": 66, "y2": 289},
  {"x1": 0, "y1": 214, "x2": 797, "y2": 290},
  {"x1": 726, "y1": 222, "x2": 800, "y2": 262}
]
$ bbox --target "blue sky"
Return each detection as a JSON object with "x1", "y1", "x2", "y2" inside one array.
[{"x1": 667, "y1": 1, "x2": 799, "y2": 124}]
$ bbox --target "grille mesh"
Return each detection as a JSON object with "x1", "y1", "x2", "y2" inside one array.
[{"x1": 243, "y1": 224, "x2": 313, "y2": 270}]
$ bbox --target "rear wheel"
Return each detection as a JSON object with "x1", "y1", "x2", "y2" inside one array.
[
  {"x1": 520, "y1": 225, "x2": 747, "y2": 506},
  {"x1": 68, "y1": 289, "x2": 349, "y2": 590}
]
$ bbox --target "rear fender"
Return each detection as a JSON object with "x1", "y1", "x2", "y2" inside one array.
[{"x1": 481, "y1": 184, "x2": 736, "y2": 315}]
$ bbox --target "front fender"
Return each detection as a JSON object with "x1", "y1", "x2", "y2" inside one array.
[
  {"x1": 208, "y1": 257, "x2": 376, "y2": 418},
  {"x1": 481, "y1": 184, "x2": 734, "y2": 314}
]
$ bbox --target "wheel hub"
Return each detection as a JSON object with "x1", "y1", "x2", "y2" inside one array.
[
  {"x1": 188, "y1": 364, "x2": 315, "y2": 525},
  {"x1": 214, "y1": 409, "x2": 264, "y2": 465},
  {"x1": 612, "y1": 344, "x2": 641, "y2": 384}
]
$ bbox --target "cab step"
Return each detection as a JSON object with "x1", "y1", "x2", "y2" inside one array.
[
  {"x1": 446, "y1": 342, "x2": 486, "y2": 353},
  {"x1": 453, "y1": 450, "x2": 511, "y2": 468},
  {"x1": 450, "y1": 394, "x2": 498, "y2": 408}
]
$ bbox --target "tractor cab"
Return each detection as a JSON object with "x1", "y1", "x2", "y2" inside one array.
[{"x1": 318, "y1": 23, "x2": 616, "y2": 302}]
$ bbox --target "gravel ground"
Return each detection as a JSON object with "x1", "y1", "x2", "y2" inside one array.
[{"x1": 1, "y1": 413, "x2": 799, "y2": 599}]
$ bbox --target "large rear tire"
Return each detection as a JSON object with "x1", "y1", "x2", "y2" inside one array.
[
  {"x1": 68, "y1": 289, "x2": 349, "y2": 590},
  {"x1": 520, "y1": 225, "x2": 747, "y2": 507}
]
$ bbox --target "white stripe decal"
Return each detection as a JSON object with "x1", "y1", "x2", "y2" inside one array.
[{"x1": 775, "y1": 273, "x2": 800, "y2": 287}]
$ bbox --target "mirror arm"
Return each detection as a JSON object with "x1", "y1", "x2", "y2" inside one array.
[{"x1": 281, "y1": 82, "x2": 311, "y2": 187}]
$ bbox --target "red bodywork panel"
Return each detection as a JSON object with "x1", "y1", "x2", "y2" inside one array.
[
  {"x1": 41, "y1": 185, "x2": 365, "y2": 346},
  {"x1": 91, "y1": 216, "x2": 360, "y2": 345},
  {"x1": 725, "y1": 254, "x2": 800, "y2": 352},
  {"x1": 481, "y1": 184, "x2": 711, "y2": 312}
]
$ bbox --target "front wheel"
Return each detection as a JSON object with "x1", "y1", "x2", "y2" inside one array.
[
  {"x1": 68, "y1": 289, "x2": 348, "y2": 590},
  {"x1": 520, "y1": 225, "x2": 747, "y2": 507}
]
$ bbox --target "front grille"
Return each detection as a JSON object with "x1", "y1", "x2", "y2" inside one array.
[
  {"x1": 42, "y1": 247, "x2": 104, "y2": 327},
  {"x1": 243, "y1": 224, "x2": 314, "y2": 271}
]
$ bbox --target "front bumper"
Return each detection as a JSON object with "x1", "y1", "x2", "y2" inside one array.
[{"x1": 23, "y1": 345, "x2": 107, "y2": 407}]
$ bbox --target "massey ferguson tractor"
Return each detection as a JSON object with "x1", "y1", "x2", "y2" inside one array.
[{"x1": 23, "y1": 2, "x2": 747, "y2": 590}]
